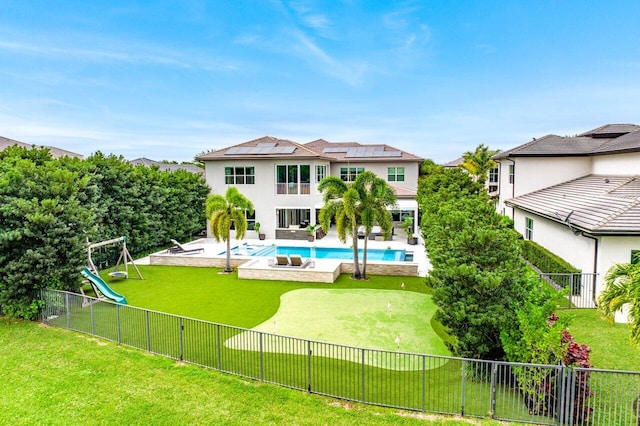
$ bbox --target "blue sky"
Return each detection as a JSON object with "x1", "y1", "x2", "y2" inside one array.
[{"x1": 1, "y1": 1, "x2": 640, "y2": 163}]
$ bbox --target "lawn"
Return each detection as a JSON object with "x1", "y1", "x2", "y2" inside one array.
[
  {"x1": 559, "y1": 308, "x2": 640, "y2": 371},
  {"x1": 96, "y1": 265, "x2": 445, "y2": 352},
  {"x1": 0, "y1": 318, "x2": 511, "y2": 426}
]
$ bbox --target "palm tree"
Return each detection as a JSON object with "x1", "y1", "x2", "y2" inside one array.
[
  {"x1": 461, "y1": 144, "x2": 499, "y2": 186},
  {"x1": 352, "y1": 171, "x2": 396, "y2": 279},
  {"x1": 318, "y1": 171, "x2": 396, "y2": 280},
  {"x1": 597, "y1": 262, "x2": 640, "y2": 345},
  {"x1": 205, "y1": 187, "x2": 254, "y2": 273}
]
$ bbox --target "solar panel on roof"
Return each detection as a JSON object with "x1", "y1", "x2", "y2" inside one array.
[
  {"x1": 225, "y1": 146, "x2": 296, "y2": 155},
  {"x1": 323, "y1": 147, "x2": 350, "y2": 153},
  {"x1": 345, "y1": 149, "x2": 402, "y2": 158}
]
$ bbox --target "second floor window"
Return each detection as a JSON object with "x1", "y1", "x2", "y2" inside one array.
[
  {"x1": 509, "y1": 164, "x2": 515, "y2": 184},
  {"x1": 340, "y1": 167, "x2": 364, "y2": 182},
  {"x1": 276, "y1": 165, "x2": 310, "y2": 195},
  {"x1": 388, "y1": 167, "x2": 405, "y2": 182},
  {"x1": 316, "y1": 165, "x2": 327, "y2": 183},
  {"x1": 489, "y1": 167, "x2": 499, "y2": 183},
  {"x1": 225, "y1": 167, "x2": 255, "y2": 184}
]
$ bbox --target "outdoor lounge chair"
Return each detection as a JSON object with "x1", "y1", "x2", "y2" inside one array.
[
  {"x1": 289, "y1": 254, "x2": 304, "y2": 266},
  {"x1": 169, "y1": 239, "x2": 205, "y2": 255},
  {"x1": 275, "y1": 255, "x2": 290, "y2": 266}
]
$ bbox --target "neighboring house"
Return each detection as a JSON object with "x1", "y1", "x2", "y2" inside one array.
[
  {"x1": 0, "y1": 136, "x2": 83, "y2": 159},
  {"x1": 130, "y1": 157, "x2": 204, "y2": 174},
  {"x1": 196, "y1": 136, "x2": 423, "y2": 240},
  {"x1": 493, "y1": 123, "x2": 640, "y2": 296}
]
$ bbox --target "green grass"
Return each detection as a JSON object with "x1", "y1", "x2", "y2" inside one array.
[
  {"x1": 560, "y1": 309, "x2": 640, "y2": 371},
  {"x1": 99, "y1": 265, "x2": 430, "y2": 328},
  {"x1": 62, "y1": 266, "x2": 553, "y2": 423},
  {"x1": 0, "y1": 318, "x2": 514, "y2": 426}
]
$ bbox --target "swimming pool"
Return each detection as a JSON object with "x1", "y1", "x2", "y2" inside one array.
[{"x1": 222, "y1": 243, "x2": 406, "y2": 261}]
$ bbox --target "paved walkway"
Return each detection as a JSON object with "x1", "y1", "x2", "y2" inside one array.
[{"x1": 136, "y1": 228, "x2": 431, "y2": 277}]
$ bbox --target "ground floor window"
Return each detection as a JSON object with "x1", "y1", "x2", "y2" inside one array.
[
  {"x1": 525, "y1": 217, "x2": 533, "y2": 240},
  {"x1": 631, "y1": 250, "x2": 640, "y2": 264},
  {"x1": 277, "y1": 208, "x2": 310, "y2": 228}
]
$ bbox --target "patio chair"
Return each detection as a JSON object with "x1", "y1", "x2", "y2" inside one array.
[
  {"x1": 275, "y1": 255, "x2": 290, "y2": 266},
  {"x1": 289, "y1": 254, "x2": 304, "y2": 267},
  {"x1": 169, "y1": 239, "x2": 205, "y2": 255}
]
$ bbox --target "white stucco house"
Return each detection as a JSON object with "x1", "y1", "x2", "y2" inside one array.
[
  {"x1": 493, "y1": 123, "x2": 640, "y2": 298},
  {"x1": 196, "y1": 136, "x2": 423, "y2": 241}
]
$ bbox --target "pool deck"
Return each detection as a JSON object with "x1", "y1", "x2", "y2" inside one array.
[{"x1": 144, "y1": 228, "x2": 430, "y2": 282}]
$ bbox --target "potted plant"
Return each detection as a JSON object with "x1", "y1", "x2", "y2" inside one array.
[
  {"x1": 254, "y1": 222, "x2": 265, "y2": 240},
  {"x1": 306, "y1": 224, "x2": 316, "y2": 242},
  {"x1": 401, "y1": 216, "x2": 416, "y2": 245}
]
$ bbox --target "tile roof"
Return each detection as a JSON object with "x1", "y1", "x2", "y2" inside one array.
[
  {"x1": 304, "y1": 139, "x2": 423, "y2": 162},
  {"x1": 196, "y1": 136, "x2": 331, "y2": 161},
  {"x1": 0, "y1": 136, "x2": 83, "y2": 159},
  {"x1": 505, "y1": 174, "x2": 640, "y2": 235},
  {"x1": 494, "y1": 124, "x2": 640, "y2": 159},
  {"x1": 442, "y1": 157, "x2": 463, "y2": 167},
  {"x1": 129, "y1": 157, "x2": 204, "y2": 174},
  {"x1": 197, "y1": 136, "x2": 423, "y2": 163},
  {"x1": 388, "y1": 183, "x2": 417, "y2": 198}
]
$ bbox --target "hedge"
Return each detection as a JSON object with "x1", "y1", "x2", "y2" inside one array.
[{"x1": 520, "y1": 240, "x2": 582, "y2": 294}]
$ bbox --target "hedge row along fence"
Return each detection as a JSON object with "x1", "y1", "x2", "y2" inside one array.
[{"x1": 521, "y1": 240, "x2": 583, "y2": 295}]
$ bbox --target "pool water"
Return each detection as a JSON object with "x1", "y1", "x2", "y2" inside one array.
[{"x1": 222, "y1": 243, "x2": 405, "y2": 261}]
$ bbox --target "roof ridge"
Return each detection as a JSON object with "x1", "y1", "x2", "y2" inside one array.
[
  {"x1": 495, "y1": 134, "x2": 558, "y2": 158},
  {"x1": 594, "y1": 176, "x2": 640, "y2": 229}
]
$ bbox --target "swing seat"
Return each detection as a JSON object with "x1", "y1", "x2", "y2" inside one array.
[{"x1": 108, "y1": 271, "x2": 128, "y2": 279}]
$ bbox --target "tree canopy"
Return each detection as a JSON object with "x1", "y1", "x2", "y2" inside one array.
[
  {"x1": 206, "y1": 187, "x2": 254, "y2": 273},
  {"x1": 0, "y1": 148, "x2": 209, "y2": 318},
  {"x1": 318, "y1": 171, "x2": 396, "y2": 280}
]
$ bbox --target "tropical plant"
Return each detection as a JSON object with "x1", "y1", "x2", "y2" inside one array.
[
  {"x1": 205, "y1": 187, "x2": 254, "y2": 273},
  {"x1": 461, "y1": 144, "x2": 499, "y2": 186},
  {"x1": 318, "y1": 171, "x2": 396, "y2": 280},
  {"x1": 401, "y1": 216, "x2": 414, "y2": 243},
  {"x1": 597, "y1": 261, "x2": 640, "y2": 345}
]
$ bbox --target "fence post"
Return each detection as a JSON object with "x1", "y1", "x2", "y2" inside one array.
[
  {"x1": 461, "y1": 360, "x2": 466, "y2": 416},
  {"x1": 116, "y1": 304, "x2": 121, "y2": 344},
  {"x1": 361, "y1": 348, "x2": 366, "y2": 404},
  {"x1": 422, "y1": 355, "x2": 426, "y2": 412},
  {"x1": 90, "y1": 300, "x2": 95, "y2": 335},
  {"x1": 490, "y1": 362, "x2": 497, "y2": 418},
  {"x1": 307, "y1": 340, "x2": 312, "y2": 393},
  {"x1": 179, "y1": 317, "x2": 184, "y2": 361},
  {"x1": 65, "y1": 292, "x2": 70, "y2": 329},
  {"x1": 259, "y1": 332, "x2": 264, "y2": 381},
  {"x1": 145, "y1": 310, "x2": 151, "y2": 352},
  {"x1": 216, "y1": 324, "x2": 221, "y2": 370}
]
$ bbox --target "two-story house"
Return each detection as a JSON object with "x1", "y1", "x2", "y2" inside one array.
[
  {"x1": 196, "y1": 136, "x2": 423, "y2": 240},
  {"x1": 493, "y1": 124, "x2": 640, "y2": 298}
]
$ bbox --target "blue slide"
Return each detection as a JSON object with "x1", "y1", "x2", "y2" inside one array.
[{"x1": 81, "y1": 268, "x2": 128, "y2": 305}]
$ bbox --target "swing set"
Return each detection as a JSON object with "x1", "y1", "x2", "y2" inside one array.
[{"x1": 87, "y1": 236, "x2": 143, "y2": 280}]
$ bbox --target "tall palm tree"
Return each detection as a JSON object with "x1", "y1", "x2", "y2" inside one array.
[
  {"x1": 461, "y1": 144, "x2": 499, "y2": 186},
  {"x1": 205, "y1": 187, "x2": 254, "y2": 273},
  {"x1": 597, "y1": 262, "x2": 640, "y2": 345},
  {"x1": 352, "y1": 171, "x2": 396, "y2": 279},
  {"x1": 318, "y1": 171, "x2": 396, "y2": 280}
]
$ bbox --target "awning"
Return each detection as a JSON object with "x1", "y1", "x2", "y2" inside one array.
[{"x1": 393, "y1": 199, "x2": 418, "y2": 210}]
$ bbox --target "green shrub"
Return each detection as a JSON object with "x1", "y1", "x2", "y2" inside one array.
[
  {"x1": 521, "y1": 240, "x2": 580, "y2": 274},
  {"x1": 521, "y1": 240, "x2": 582, "y2": 294}
]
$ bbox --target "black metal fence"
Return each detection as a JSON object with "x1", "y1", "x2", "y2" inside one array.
[
  {"x1": 39, "y1": 289, "x2": 640, "y2": 425},
  {"x1": 539, "y1": 273, "x2": 598, "y2": 309}
]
